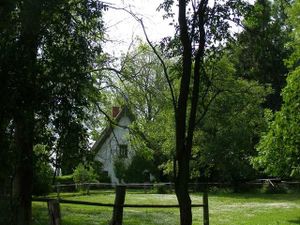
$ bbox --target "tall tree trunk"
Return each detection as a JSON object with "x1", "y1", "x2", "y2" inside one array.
[
  {"x1": 175, "y1": 0, "x2": 193, "y2": 224},
  {"x1": 175, "y1": 1, "x2": 207, "y2": 225},
  {"x1": 13, "y1": 112, "x2": 34, "y2": 225},
  {"x1": 12, "y1": 1, "x2": 41, "y2": 224},
  {"x1": 175, "y1": 150, "x2": 192, "y2": 225}
]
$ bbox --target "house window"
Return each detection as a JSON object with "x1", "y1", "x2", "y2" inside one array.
[{"x1": 119, "y1": 144, "x2": 128, "y2": 158}]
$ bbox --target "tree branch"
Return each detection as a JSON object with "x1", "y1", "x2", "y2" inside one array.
[
  {"x1": 139, "y1": 19, "x2": 178, "y2": 113},
  {"x1": 186, "y1": 0, "x2": 208, "y2": 153}
]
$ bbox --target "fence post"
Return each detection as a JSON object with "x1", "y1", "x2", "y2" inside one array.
[
  {"x1": 203, "y1": 190, "x2": 209, "y2": 225},
  {"x1": 48, "y1": 199, "x2": 61, "y2": 225},
  {"x1": 56, "y1": 183, "x2": 60, "y2": 199},
  {"x1": 110, "y1": 185, "x2": 126, "y2": 225},
  {"x1": 86, "y1": 183, "x2": 90, "y2": 195}
]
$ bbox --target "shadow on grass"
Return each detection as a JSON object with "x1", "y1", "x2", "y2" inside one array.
[
  {"x1": 205, "y1": 192, "x2": 300, "y2": 202},
  {"x1": 288, "y1": 218, "x2": 300, "y2": 224}
]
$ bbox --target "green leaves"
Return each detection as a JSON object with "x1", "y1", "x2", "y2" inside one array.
[
  {"x1": 232, "y1": 0, "x2": 291, "y2": 110},
  {"x1": 0, "y1": 0, "x2": 106, "y2": 179},
  {"x1": 73, "y1": 163, "x2": 97, "y2": 184},
  {"x1": 253, "y1": 0, "x2": 300, "y2": 179},
  {"x1": 191, "y1": 54, "x2": 269, "y2": 181},
  {"x1": 254, "y1": 68, "x2": 300, "y2": 178}
]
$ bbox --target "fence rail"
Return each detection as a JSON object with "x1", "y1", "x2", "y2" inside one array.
[
  {"x1": 32, "y1": 185, "x2": 209, "y2": 225},
  {"x1": 52, "y1": 180, "x2": 300, "y2": 188},
  {"x1": 32, "y1": 197, "x2": 205, "y2": 208}
]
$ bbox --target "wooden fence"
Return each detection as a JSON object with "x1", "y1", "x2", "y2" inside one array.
[{"x1": 32, "y1": 185, "x2": 209, "y2": 225}]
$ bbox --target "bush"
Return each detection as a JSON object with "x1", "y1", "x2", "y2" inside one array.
[
  {"x1": 73, "y1": 163, "x2": 97, "y2": 191},
  {"x1": 90, "y1": 161, "x2": 111, "y2": 183},
  {"x1": 55, "y1": 174, "x2": 75, "y2": 192},
  {"x1": 208, "y1": 186, "x2": 233, "y2": 194},
  {"x1": 33, "y1": 162, "x2": 53, "y2": 196},
  {"x1": 260, "y1": 182, "x2": 287, "y2": 194},
  {"x1": 114, "y1": 153, "x2": 156, "y2": 183},
  {"x1": 32, "y1": 144, "x2": 53, "y2": 196},
  {"x1": 55, "y1": 174, "x2": 74, "y2": 184},
  {"x1": 154, "y1": 184, "x2": 170, "y2": 194},
  {"x1": 125, "y1": 154, "x2": 155, "y2": 183},
  {"x1": 114, "y1": 157, "x2": 127, "y2": 183},
  {"x1": 97, "y1": 170, "x2": 111, "y2": 183}
]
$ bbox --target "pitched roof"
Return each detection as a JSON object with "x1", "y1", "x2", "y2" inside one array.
[{"x1": 91, "y1": 106, "x2": 134, "y2": 154}]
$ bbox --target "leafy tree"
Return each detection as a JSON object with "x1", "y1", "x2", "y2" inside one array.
[
  {"x1": 253, "y1": 0, "x2": 300, "y2": 178},
  {"x1": 0, "y1": 0, "x2": 105, "y2": 224},
  {"x1": 253, "y1": 68, "x2": 300, "y2": 178},
  {"x1": 98, "y1": 41, "x2": 173, "y2": 181},
  {"x1": 55, "y1": 119, "x2": 90, "y2": 175},
  {"x1": 156, "y1": 1, "x2": 249, "y2": 224},
  {"x1": 232, "y1": 0, "x2": 291, "y2": 110},
  {"x1": 191, "y1": 56, "x2": 270, "y2": 183}
]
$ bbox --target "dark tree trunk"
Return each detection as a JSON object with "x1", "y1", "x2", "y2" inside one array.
[
  {"x1": 175, "y1": 152, "x2": 192, "y2": 225},
  {"x1": 174, "y1": 1, "x2": 194, "y2": 225},
  {"x1": 110, "y1": 185, "x2": 126, "y2": 225},
  {"x1": 48, "y1": 199, "x2": 61, "y2": 225},
  {"x1": 13, "y1": 112, "x2": 34, "y2": 225},
  {"x1": 174, "y1": 1, "x2": 207, "y2": 225},
  {"x1": 12, "y1": 1, "x2": 42, "y2": 224}
]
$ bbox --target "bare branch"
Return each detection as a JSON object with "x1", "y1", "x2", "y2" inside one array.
[
  {"x1": 104, "y1": 4, "x2": 178, "y2": 113},
  {"x1": 196, "y1": 89, "x2": 222, "y2": 126}
]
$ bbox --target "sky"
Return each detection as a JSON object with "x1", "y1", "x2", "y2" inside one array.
[
  {"x1": 102, "y1": 0, "x2": 255, "y2": 56},
  {"x1": 102, "y1": 0, "x2": 175, "y2": 56}
]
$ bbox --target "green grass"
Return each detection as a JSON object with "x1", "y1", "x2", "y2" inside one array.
[{"x1": 32, "y1": 191, "x2": 300, "y2": 225}]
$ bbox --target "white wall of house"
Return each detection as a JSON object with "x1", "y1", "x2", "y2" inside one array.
[{"x1": 94, "y1": 115, "x2": 133, "y2": 184}]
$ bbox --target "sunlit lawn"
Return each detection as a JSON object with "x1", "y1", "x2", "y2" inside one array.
[{"x1": 32, "y1": 190, "x2": 300, "y2": 225}]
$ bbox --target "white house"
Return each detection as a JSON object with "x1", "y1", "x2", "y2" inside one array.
[{"x1": 92, "y1": 107, "x2": 134, "y2": 184}]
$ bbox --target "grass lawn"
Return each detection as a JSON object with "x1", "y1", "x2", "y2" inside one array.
[{"x1": 32, "y1": 190, "x2": 300, "y2": 225}]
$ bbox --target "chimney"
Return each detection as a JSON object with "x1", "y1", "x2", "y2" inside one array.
[{"x1": 112, "y1": 106, "x2": 120, "y2": 118}]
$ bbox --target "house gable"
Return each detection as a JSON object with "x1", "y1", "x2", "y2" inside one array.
[{"x1": 92, "y1": 107, "x2": 133, "y2": 183}]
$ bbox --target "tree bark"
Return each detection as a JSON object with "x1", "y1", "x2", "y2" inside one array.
[
  {"x1": 175, "y1": 1, "x2": 193, "y2": 225},
  {"x1": 110, "y1": 185, "x2": 126, "y2": 225},
  {"x1": 12, "y1": 1, "x2": 42, "y2": 224},
  {"x1": 13, "y1": 112, "x2": 34, "y2": 225},
  {"x1": 48, "y1": 200, "x2": 61, "y2": 225},
  {"x1": 175, "y1": 152, "x2": 192, "y2": 225},
  {"x1": 174, "y1": 1, "x2": 207, "y2": 225}
]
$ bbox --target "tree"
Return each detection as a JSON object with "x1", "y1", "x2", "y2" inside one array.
[
  {"x1": 0, "y1": 1, "x2": 105, "y2": 224},
  {"x1": 253, "y1": 68, "x2": 300, "y2": 178},
  {"x1": 157, "y1": 1, "x2": 249, "y2": 224},
  {"x1": 232, "y1": 0, "x2": 291, "y2": 111},
  {"x1": 191, "y1": 56, "x2": 270, "y2": 183},
  {"x1": 95, "y1": 41, "x2": 174, "y2": 181},
  {"x1": 253, "y1": 0, "x2": 300, "y2": 178}
]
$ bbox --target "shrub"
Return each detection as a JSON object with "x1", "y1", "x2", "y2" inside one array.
[
  {"x1": 90, "y1": 161, "x2": 111, "y2": 183},
  {"x1": 154, "y1": 184, "x2": 170, "y2": 194},
  {"x1": 114, "y1": 157, "x2": 127, "y2": 183},
  {"x1": 55, "y1": 174, "x2": 74, "y2": 184},
  {"x1": 97, "y1": 170, "x2": 111, "y2": 183},
  {"x1": 124, "y1": 154, "x2": 155, "y2": 183},
  {"x1": 73, "y1": 163, "x2": 97, "y2": 191},
  {"x1": 55, "y1": 174, "x2": 75, "y2": 192},
  {"x1": 260, "y1": 182, "x2": 287, "y2": 194},
  {"x1": 33, "y1": 162, "x2": 53, "y2": 195},
  {"x1": 32, "y1": 144, "x2": 53, "y2": 196},
  {"x1": 114, "y1": 152, "x2": 157, "y2": 183}
]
